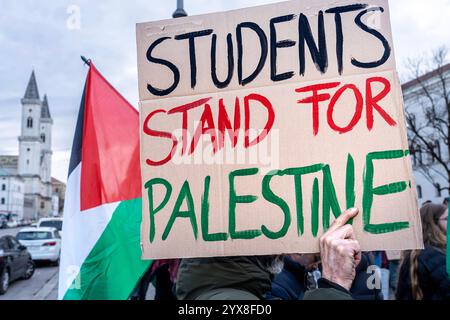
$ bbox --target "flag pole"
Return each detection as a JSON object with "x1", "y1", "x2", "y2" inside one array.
[
  {"x1": 81, "y1": 56, "x2": 91, "y2": 66},
  {"x1": 173, "y1": 0, "x2": 188, "y2": 18}
]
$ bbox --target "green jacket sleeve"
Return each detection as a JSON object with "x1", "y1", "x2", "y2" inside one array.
[
  {"x1": 303, "y1": 278, "x2": 353, "y2": 300},
  {"x1": 303, "y1": 288, "x2": 353, "y2": 300}
]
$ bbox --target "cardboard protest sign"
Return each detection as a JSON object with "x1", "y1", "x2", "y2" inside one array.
[
  {"x1": 386, "y1": 250, "x2": 402, "y2": 261},
  {"x1": 136, "y1": 0, "x2": 423, "y2": 259}
]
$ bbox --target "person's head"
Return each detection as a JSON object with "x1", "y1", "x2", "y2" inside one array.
[
  {"x1": 438, "y1": 209, "x2": 448, "y2": 234},
  {"x1": 407, "y1": 203, "x2": 447, "y2": 300},
  {"x1": 420, "y1": 203, "x2": 447, "y2": 249},
  {"x1": 249, "y1": 255, "x2": 285, "y2": 275},
  {"x1": 422, "y1": 200, "x2": 432, "y2": 207}
]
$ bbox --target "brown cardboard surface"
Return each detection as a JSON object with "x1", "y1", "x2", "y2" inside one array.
[
  {"x1": 386, "y1": 250, "x2": 402, "y2": 261},
  {"x1": 137, "y1": 0, "x2": 423, "y2": 259}
]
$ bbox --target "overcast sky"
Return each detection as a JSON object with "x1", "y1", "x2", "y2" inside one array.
[{"x1": 0, "y1": 0, "x2": 449, "y2": 183}]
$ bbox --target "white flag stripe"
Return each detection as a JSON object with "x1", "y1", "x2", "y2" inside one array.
[{"x1": 58, "y1": 163, "x2": 120, "y2": 299}]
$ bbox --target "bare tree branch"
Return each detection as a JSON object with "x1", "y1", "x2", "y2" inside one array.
[{"x1": 404, "y1": 47, "x2": 450, "y2": 197}]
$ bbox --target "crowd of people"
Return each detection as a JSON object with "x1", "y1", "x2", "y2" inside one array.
[{"x1": 131, "y1": 201, "x2": 449, "y2": 301}]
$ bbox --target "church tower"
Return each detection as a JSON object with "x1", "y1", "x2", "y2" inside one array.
[
  {"x1": 18, "y1": 71, "x2": 42, "y2": 176},
  {"x1": 40, "y1": 94, "x2": 53, "y2": 184},
  {"x1": 18, "y1": 71, "x2": 53, "y2": 219}
]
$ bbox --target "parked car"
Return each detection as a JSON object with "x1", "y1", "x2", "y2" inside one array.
[
  {"x1": 18, "y1": 219, "x2": 30, "y2": 227},
  {"x1": 37, "y1": 218, "x2": 63, "y2": 235},
  {"x1": 0, "y1": 235, "x2": 35, "y2": 295},
  {"x1": 16, "y1": 228, "x2": 61, "y2": 265},
  {"x1": 6, "y1": 214, "x2": 19, "y2": 228},
  {"x1": 6, "y1": 220, "x2": 18, "y2": 228},
  {"x1": 0, "y1": 215, "x2": 7, "y2": 229}
]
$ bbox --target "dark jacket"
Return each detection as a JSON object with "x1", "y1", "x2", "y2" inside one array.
[
  {"x1": 267, "y1": 254, "x2": 382, "y2": 300},
  {"x1": 396, "y1": 246, "x2": 450, "y2": 300},
  {"x1": 176, "y1": 256, "x2": 273, "y2": 300},
  {"x1": 351, "y1": 253, "x2": 384, "y2": 300},
  {"x1": 176, "y1": 256, "x2": 352, "y2": 300},
  {"x1": 267, "y1": 256, "x2": 307, "y2": 300}
]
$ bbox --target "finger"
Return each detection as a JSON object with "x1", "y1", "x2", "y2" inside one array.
[
  {"x1": 345, "y1": 240, "x2": 362, "y2": 265},
  {"x1": 319, "y1": 226, "x2": 355, "y2": 254},
  {"x1": 330, "y1": 224, "x2": 355, "y2": 240},
  {"x1": 345, "y1": 239, "x2": 360, "y2": 251},
  {"x1": 332, "y1": 239, "x2": 360, "y2": 257},
  {"x1": 325, "y1": 208, "x2": 359, "y2": 234}
]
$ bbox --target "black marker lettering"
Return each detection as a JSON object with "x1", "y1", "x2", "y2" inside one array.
[
  {"x1": 270, "y1": 14, "x2": 296, "y2": 82},
  {"x1": 352, "y1": 7, "x2": 391, "y2": 69},
  {"x1": 298, "y1": 11, "x2": 328, "y2": 76},
  {"x1": 236, "y1": 22, "x2": 268, "y2": 86},
  {"x1": 211, "y1": 33, "x2": 235, "y2": 89},
  {"x1": 146, "y1": 37, "x2": 180, "y2": 97},
  {"x1": 175, "y1": 29, "x2": 214, "y2": 89},
  {"x1": 325, "y1": 4, "x2": 368, "y2": 74}
]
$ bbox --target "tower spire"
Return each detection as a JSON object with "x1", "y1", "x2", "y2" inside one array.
[
  {"x1": 41, "y1": 94, "x2": 52, "y2": 119},
  {"x1": 23, "y1": 70, "x2": 40, "y2": 100}
]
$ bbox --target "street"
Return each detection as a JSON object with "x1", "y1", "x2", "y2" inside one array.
[
  {"x1": 1, "y1": 226, "x2": 155, "y2": 300},
  {"x1": 0, "y1": 227, "x2": 59, "y2": 300},
  {"x1": 0, "y1": 227, "x2": 22, "y2": 238}
]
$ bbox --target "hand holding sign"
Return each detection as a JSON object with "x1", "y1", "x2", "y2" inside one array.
[{"x1": 320, "y1": 207, "x2": 361, "y2": 290}]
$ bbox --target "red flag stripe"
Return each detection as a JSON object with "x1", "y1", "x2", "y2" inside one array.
[{"x1": 80, "y1": 63, "x2": 141, "y2": 211}]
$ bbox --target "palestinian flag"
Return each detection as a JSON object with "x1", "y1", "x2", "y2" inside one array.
[{"x1": 58, "y1": 62, "x2": 151, "y2": 300}]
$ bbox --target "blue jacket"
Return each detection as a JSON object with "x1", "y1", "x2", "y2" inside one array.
[
  {"x1": 268, "y1": 257, "x2": 307, "y2": 300},
  {"x1": 350, "y1": 253, "x2": 384, "y2": 300},
  {"x1": 396, "y1": 246, "x2": 450, "y2": 300},
  {"x1": 268, "y1": 254, "x2": 383, "y2": 300}
]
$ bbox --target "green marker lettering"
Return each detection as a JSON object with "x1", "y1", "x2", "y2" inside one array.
[
  {"x1": 282, "y1": 164, "x2": 324, "y2": 236},
  {"x1": 162, "y1": 180, "x2": 198, "y2": 241},
  {"x1": 201, "y1": 176, "x2": 228, "y2": 242},
  {"x1": 229, "y1": 168, "x2": 261, "y2": 239},
  {"x1": 311, "y1": 177, "x2": 319, "y2": 237},
  {"x1": 322, "y1": 165, "x2": 342, "y2": 231},
  {"x1": 261, "y1": 170, "x2": 291, "y2": 240},
  {"x1": 362, "y1": 150, "x2": 410, "y2": 234},
  {"x1": 145, "y1": 178, "x2": 172, "y2": 243}
]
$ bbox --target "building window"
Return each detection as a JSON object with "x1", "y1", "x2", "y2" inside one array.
[
  {"x1": 417, "y1": 146, "x2": 423, "y2": 165},
  {"x1": 41, "y1": 202, "x2": 45, "y2": 209},
  {"x1": 410, "y1": 145, "x2": 417, "y2": 166},
  {"x1": 26, "y1": 160, "x2": 29, "y2": 165},
  {"x1": 1, "y1": 184, "x2": 5, "y2": 191},
  {"x1": 435, "y1": 184, "x2": 442, "y2": 197},
  {"x1": 435, "y1": 140, "x2": 441, "y2": 159},
  {"x1": 417, "y1": 185, "x2": 422, "y2": 199},
  {"x1": 55, "y1": 188, "x2": 59, "y2": 192},
  {"x1": 27, "y1": 148, "x2": 30, "y2": 152},
  {"x1": 1, "y1": 198, "x2": 5, "y2": 205},
  {"x1": 27, "y1": 117, "x2": 33, "y2": 128},
  {"x1": 41, "y1": 134, "x2": 46, "y2": 143}
]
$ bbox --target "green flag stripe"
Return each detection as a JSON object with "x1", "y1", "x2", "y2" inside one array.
[{"x1": 63, "y1": 198, "x2": 151, "y2": 300}]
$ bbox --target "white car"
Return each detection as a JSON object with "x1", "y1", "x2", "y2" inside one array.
[
  {"x1": 37, "y1": 218, "x2": 63, "y2": 236},
  {"x1": 6, "y1": 220, "x2": 18, "y2": 228},
  {"x1": 16, "y1": 227, "x2": 61, "y2": 265}
]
